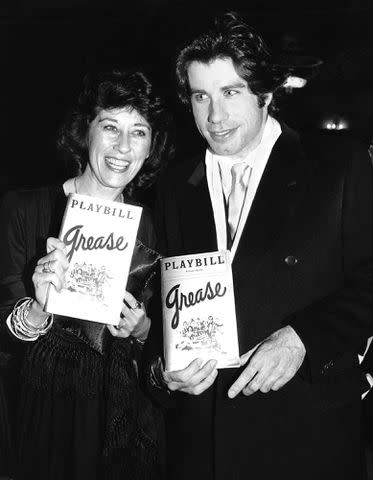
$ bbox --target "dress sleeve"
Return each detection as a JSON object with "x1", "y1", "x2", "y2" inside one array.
[{"x1": 0, "y1": 191, "x2": 29, "y2": 348}]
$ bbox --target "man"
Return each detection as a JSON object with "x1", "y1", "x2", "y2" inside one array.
[{"x1": 152, "y1": 12, "x2": 373, "y2": 480}]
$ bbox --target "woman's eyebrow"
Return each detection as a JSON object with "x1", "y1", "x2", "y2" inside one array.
[
  {"x1": 133, "y1": 123, "x2": 151, "y2": 130},
  {"x1": 98, "y1": 116, "x2": 118, "y2": 123}
]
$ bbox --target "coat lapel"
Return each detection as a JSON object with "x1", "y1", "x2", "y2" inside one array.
[
  {"x1": 176, "y1": 124, "x2": 308, "y2": 264},
  {"x1": 234, "y1": 124, "x2": 308, "y2": 268},
  {"x1": 179, "y1": 156, "x2": 218, "y2": 254}
]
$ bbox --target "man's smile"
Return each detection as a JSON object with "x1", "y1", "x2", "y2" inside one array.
[{"x1": 208, "y1": 127, "x2": 238, "y2": 142}]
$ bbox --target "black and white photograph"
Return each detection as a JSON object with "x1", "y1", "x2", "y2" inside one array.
[{"x1": 0, "y1": 1, "x2": 372, "y2": 479}]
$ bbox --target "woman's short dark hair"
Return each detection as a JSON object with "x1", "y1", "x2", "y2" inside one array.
[
  {"x1": 176, "y1": 12, "x2": 286, "y2": 114},
  {"x1": 58, "y1": 68, "x2": 171, "y2": 196}
]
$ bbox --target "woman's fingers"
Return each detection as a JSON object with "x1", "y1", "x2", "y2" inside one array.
[
  {"x1": 107, "y1": 323, "x2": 131, "y2": 338},
  {"x1": 32, "y1": 238, "x2": 70, "y2": 308},
  {"x1": 122, "y1": 290, "x2": 142, "y2": 310},
  {"x1": 33, "y1": 266, "x2": 65, "y2": 292},
  {"x1": 37, "y1": 249, "x2": 69, "y2": 271},
  {"x1": 108, "y1": 291, "x2": 150, "y2": 340},
  {"x1": 113, "y1": 313, "x2": 139, "y2": 338},
  {"x1": 120, "y1": 292, "x2": 145, "y2": 325},
  {"x1": 46, "y1": 237, "x2": 67, "y2": 255},
  {"x1": 35, "y1": 259, "x2": 64, "y2": 278}
]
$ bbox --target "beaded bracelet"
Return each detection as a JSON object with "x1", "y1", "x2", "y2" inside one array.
[{"x1": 9, "y1": 297, "x2": 53, "y2": 342}]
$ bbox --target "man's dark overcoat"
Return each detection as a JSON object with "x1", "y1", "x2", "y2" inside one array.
[{"x1": 153, "y1": 124, "x2": 373, "y2": 480}]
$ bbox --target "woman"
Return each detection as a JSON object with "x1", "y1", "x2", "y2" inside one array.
[{"x1": 0, "y1": 68, "x2": 170, "y2": 479}]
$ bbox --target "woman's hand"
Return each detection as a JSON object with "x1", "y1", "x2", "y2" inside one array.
[
  {"x1": 31, "y1": 237, "x2": 69, "y2": 326},
  {"x1": 107, "y1": 290, "x2": 150, "y2": 341}
]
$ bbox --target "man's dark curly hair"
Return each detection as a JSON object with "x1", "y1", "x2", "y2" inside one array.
[
  {"x1": 58, "y1": 68, "x2": 171, "y2": 197},
  {"x1": 176, "y1": 12, "x2": 286, "y2": 114}
]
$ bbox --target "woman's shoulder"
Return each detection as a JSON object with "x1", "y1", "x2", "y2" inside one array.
[
  {"x1": 138, "y1": 205, "x2": 156, "y2": 250},
  {"x1": 0, "y1": 184, "x2": 65, "y2": 231},
  {"x1": 123, "y1": 196, "x2": 156, "y2": 250},
  {"x1": 1, "y1": 184, "x2": 63, "y2": 209}
]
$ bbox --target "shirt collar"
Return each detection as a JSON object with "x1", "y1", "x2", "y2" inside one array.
[{"x1": 206, "y1": 115, "x2": 281, "y2": 170}]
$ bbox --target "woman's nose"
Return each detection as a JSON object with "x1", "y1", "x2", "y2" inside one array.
[{"x1": 114, "y1": 132, "x2": 131, "y2": 153}]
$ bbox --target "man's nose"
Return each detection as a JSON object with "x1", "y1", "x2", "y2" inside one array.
[
  {"x1": 208, "y1": 99, "x2": 228, "y2": 124},
  {"x1": 114, "y1": 132, "x2": 131, "y2": 153}
]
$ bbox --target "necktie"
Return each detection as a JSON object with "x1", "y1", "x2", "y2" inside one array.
[{"x1": 227, "y1": 162, "x2": 250, "y2": 240}]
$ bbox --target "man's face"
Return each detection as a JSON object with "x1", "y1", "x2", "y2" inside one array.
[{"x1": 188, "y1": 57, "x2": 272, "y2": 160}]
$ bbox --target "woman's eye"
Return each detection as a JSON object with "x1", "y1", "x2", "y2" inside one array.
[
  {"x1": 103, "y1": 124, "x2": 119, "y2": 133},
  {"x1": 132, "y1": 129, "x2": 147, "y2": 137}
]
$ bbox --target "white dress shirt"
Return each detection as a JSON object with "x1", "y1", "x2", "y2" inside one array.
[{"x1": 205, "y1": 115, "x2": 281, "y2": 260}]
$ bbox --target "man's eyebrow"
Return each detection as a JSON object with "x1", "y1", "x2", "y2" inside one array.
[
  {"x1": 220, "y1": 82, "x2": 247, "y2": 90},
  {"x1": 190, "y1": 82, "x2": 247, "y2": 94}
]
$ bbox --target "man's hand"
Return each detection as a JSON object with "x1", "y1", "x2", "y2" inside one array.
[
  {"x1": 163, "y1": 358, "x2": 218, "y2": 395},
  {"x1": 228, "y1": 326, "x2": 306, "y2": 398}
]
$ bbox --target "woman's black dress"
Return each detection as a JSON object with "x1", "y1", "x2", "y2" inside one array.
[{"x1": 0, "y1": 185, "x2": 162, "y2": 480}]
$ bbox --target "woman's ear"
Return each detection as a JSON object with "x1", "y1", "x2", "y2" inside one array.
[{"x1": 264, "y1": 92, "x2": 273, "y2": 107}]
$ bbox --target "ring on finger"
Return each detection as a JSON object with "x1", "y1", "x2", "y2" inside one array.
[
  {"x1": 131, "y1": 300, "x2": 141, "y2": 310},
  {"x1": 114, "y1": 322, "x2": 125, "y2": 331},
  {"x1": 42, "y1": 261, "x2": 54, "y2": 274}
]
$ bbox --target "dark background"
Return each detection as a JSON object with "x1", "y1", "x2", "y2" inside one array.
[
  {"x1": 0, "y1": 0, "x2": 372, "y2": 192},
  {"x1": 0, "y1": 2, "x2": 372, "y2": 476}
]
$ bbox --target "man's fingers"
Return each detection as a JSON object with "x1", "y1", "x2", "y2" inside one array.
[
  {"x1": 270, "y1": 370, "x2": 295, "y2": 392},
  {"x1": 166, "y1": 359, "x2": 218, "y2": 392},
  {"x1": 228, "y1": 362, "x2": 259, "y2": 398},
  {"x1": 182, "y1": 366, "x2": 218, "y2": 395},
  {"x1": 168, "y1": 359, "x2": 217, "y2": 390},
  {"x1": 242, "y1": 371, "x2": 266, "y2": 396},
  {"x1": 271, "y1": 378, "x2": 286, "y2": 391},
  {"x1": 164, "y1": 358, "x2": 203, "y2": 384},
  {"x1": 240, "y1": 344, "x2": 258, "y2": 366},
  {"x1": 229, "y1": 326, "x2": 306, "y2": 399},
  {"x1": 242, "y1": 370, "x2": 279, "y2": 395}
]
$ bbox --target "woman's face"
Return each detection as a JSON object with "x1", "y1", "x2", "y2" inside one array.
[{"x1": 86, "y1": 107, "x2": 152, "y2": 192}]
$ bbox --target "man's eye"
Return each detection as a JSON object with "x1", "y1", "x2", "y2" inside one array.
[
  {"x1": 193, "y1": 93, "x2": 208, "y2": 102},
  {"x1": 225, "y1": 90, "x2": 238, "y2": 97}
]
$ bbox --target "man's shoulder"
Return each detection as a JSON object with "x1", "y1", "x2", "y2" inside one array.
[
  {"x1": 159, "y1": 151, "x2": 205, "y2": 187},
  {"x1": 300, "y1": 129, "x2": 364, "y2": 153},
  {"x1": 280, "y1": 123, "x2": 368, "y2": 169}
]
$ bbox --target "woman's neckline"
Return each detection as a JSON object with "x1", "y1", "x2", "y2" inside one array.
[{"x1": 62, "y1": 177, "x2": 124, "y2": 203}]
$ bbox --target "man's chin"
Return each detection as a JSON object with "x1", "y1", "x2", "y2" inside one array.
[{"x1": 208, "y1": 143, "x2": 237, "y2": 157}]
